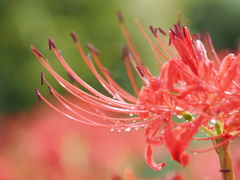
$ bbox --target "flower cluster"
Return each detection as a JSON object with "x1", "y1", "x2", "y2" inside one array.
[{"x1": 32, "y1": 12, "x2": 240, "y2": 171}]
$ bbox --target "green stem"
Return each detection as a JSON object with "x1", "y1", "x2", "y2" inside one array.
[
  {"x1": 213, "y1": 137, "x2": 235, "y2": 180},
  {"x1": 181, "y1": 111, "x2": 235, "y2": 179}
]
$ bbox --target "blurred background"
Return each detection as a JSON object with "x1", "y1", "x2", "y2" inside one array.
[{"x1": 0, "y1": 0, "x2": 240, "y2": 179}]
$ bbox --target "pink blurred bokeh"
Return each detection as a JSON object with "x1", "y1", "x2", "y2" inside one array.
[{"x1": 0, "y1": 96, "x2": 239, "y2": 180}]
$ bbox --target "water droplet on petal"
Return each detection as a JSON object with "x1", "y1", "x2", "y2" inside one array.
[
  {"x1": 211, "y1": 119, "x2": 217, "y2": 124},
  {"x1": 125, "y1": 127, "x2": 131, "y2": 132},
  {"x1": 177, "y1": 115, "x2": 183, "y2": 118}
]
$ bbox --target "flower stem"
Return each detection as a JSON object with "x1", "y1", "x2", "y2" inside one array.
[
  {"x1": 182, "y1": 111, "x2": 235, "y2": 179},
  {"x1": 213, "y1": 138, "x2": 235, "y2": 180}
]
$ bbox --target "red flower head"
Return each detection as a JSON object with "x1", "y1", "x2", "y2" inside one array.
[{"x1": 31, "y1": 12, "x2": 240, "y2": 171}]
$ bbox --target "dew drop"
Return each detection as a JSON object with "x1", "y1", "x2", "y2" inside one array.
[
  {"x1": 125, "y1": 127, "x2": 131, "y2": 132},
  {"x1": 135, "y1": 127, "x2": 139, "y2": 130},
  {"x1": 129, "y1": 114, "x2": 133, "y2": 116},
  {"x1": 211, "y1": 119, "x2": 217, "y2": 124},
  {"x1": 193, "y1": 152, "x2": 198, "y2": 155},
  {"x1": 118, "y1": 129, "x2": 121, "y2": 132},
  {"x1": 224, "y1": 91, "x2": 232, "y2": 95},
  {"x1": 177, "y1": 115, "x2": 183, "y2": 118},
  {"x1": 229, "y1": 110, "x2": 237, "y2": 115},
  {"x1": 111, "y1": 129, "x2": 114, "y2": 131}
]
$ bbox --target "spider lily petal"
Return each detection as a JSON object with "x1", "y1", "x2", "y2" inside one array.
[{"x1": 32, "y1": 11, "x2": 240, "y2": 171}]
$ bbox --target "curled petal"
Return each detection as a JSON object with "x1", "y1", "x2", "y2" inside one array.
[
  {"x1": 145, "y1": 145, "x2": 166, "y2": 171},
  {"x1": 146, "y1": 136, "x2": 163, "y2": 146},
  {"x1": 162, "y1": 120, "x2": 192, "y2": 167},
  {"x1": 195, "y1": 40, "x2": 208, "y2": 61},
  {"x1": 219, "y1": 54, "x2": 236, "y2": 78}
]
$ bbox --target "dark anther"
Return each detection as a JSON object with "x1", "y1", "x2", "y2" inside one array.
[
  {"x1": 48, "y1": 38, "x2": 56, "y2": 50},
  {"x1": 86, "y1": 43, "x2": 100, "y2": 55},
  {"x1": 48, "y1": 85, "x2": 53, "y2": 95},
  {"x1": 41, "y1": 71, "x2": 44, "y2": 85},
  {"x1": 70, "y1": 32, "x2": 78, "y2": 43},
  {"x1": 121, "y1": 46, "x2": 128, "y2": 60},
  {"x1": 168, "y1": 38, "x2": 172, "y2": 46},
  {"x1": 158, "y1": 28, "x2": 166, "y2": 36},
  {"x1": 117, "y1": 10, "x2": 124, "y2": 22},
  {"x1": 150, "y1": 26, "x2": 158, "y2": 37},
  {"x1": 67, "y1": 72, "x2": 76, "y2": 83},
  {"x1": 170, "y1": 28, "x2": 176, "y2": 37},
  {"x1": 102, "y1": 67, "x2": 112, "y2": 77},
  {"x1": 182, "y1": 27, "x2": 186, "y2": 39},
  {"x1": 136, "y1": 66, "x2": 144, "y2": 77},
  {"x1": 32, "y1": 48, "x2": 43, "y2": 58},
  {"x1": 35, "y1": 87, "x2": 42, "y2": 101}
]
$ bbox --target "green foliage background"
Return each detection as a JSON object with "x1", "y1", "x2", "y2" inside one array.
[
  {"x1": 0, "y1": 0, "x2": 239, "y2": 113},
  {"x1": 0, "y1": 0, "x2": 183, "y2": 113}
]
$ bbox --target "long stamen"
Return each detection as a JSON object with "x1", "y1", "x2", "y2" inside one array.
[
  {"x1": 117, "y1": 11, "x2": 147, "y2": 73},
  {"x1": 122, "y1": 46, "x2": 139, "y2": 95},
  {"x1": 32, "y1": 46, "x2": 142, "y2": 111},
  {"x1": 136, "y1": 20, "x2": 169, "y2": 61},
  {"x1": 91, "y1": 50, "x2": 138, "y2": 102},
  {"x1": 187, "y1": 132, "x2": 240, "y2": 153}
]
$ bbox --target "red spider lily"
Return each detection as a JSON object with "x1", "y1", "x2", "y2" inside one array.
[{"x1": 31, "y1": 11, "x2": 240, "y2": 171}]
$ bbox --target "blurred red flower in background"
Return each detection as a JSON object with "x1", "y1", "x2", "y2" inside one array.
[
  {"x1": 31, "y1": 11, "x2": 240, "y2": 176},
  {"x1": 1, "y1": 101, "x2": 240, "y2": 179},
  {"x1": 0, "y1": 100, "x2": 146, "y2": 180}
]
